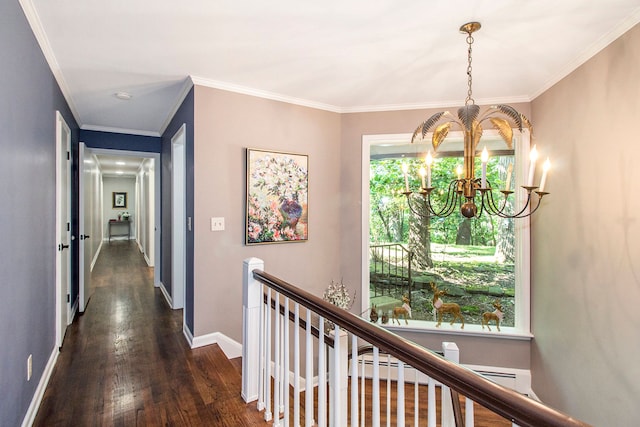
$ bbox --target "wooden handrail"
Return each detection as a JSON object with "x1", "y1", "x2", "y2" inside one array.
[{"x1": 253, "y1": 269, "x2": 591, "y2": 427}]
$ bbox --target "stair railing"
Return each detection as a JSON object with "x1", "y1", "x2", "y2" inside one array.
[{"x1": 242, "y1": 257, "x2": 590, "y2": 427}]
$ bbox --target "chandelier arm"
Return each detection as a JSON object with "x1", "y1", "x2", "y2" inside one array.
[
  {"x1": 428, "y1": 181, "x2": 463, "y2": 217},
  {"x1": 512, "y1": 193, "x2": 544, "y2": 218},
  {"x1": 482, "y1": 187, "x2": 540, "y2": 218},
  {"x1": 481, "y1": 185, "x2": 521, "y2": 217}
]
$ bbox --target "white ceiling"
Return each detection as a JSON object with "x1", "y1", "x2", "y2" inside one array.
[
  {"x1": 23, "y1": 0, "x2": 640, "y2": 136},
  {"x1": 94, "y1": 154, "x2": 145, "y2": 178}
]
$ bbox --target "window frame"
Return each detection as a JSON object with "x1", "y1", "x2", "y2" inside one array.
[{"x1": 361, "y1": 130, "x2": 532, "y2": 339}]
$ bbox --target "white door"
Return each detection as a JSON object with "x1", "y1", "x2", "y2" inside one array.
[
  {"x1": 55, "y1": 111, "x2": 72, "y2": 347},
  {"x1": 171, "y1": 124, "x2": 186, "y2": 309},
  {"x1": 78, "y1": 143, "x2": 92, "y2": 312}
]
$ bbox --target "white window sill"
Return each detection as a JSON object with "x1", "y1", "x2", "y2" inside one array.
[{"x1": 381, "y1": 320, "x2": 533, "y2": 341}]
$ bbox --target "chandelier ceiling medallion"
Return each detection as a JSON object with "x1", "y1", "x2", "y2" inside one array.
[{"x1": 404, "y1": 22, "x2": 550, "y2": 219}]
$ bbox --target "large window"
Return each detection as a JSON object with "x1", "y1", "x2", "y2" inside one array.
[{"x1": 362, "y1": 132, "x2": 531, "y2": 337}]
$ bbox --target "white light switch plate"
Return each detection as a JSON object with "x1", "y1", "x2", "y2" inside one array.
[{"x1": 211, "y1": 217, "x2": 225, "y2": 231}]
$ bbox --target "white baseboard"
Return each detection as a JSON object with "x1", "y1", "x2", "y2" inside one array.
[
  {"x1": 90, "y1": 240, "x2": 103, "y2": 272},
  {"x1": 143, "y1": 253, "x2": 151, "y2": 266},
  {"x1": 183, "y1": 323, "x2": 194, "y2": 346},
  {"x1": 21, "y1": 347, "x2": 59, "y2": 427},
  {"x1": 159, "y1": 282, "x2": 173, "y2": 307},
  {"x1": 189, "y1": 331, "x2": 243, "y2": 359},
  {"x1": 69, "y1": 298, "x2": 78, "y2": 323}
]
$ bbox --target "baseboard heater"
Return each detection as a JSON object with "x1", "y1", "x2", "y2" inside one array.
[{"x1": 355, "y1": 355, "x2": 532, "y2": 395}]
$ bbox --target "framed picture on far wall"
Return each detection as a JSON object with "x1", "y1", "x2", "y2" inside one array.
[
  {"x1": 112, "y1": 191, "x2": 127, "y2": 209},
  {"x1": 246, "y1": 148, "x2": 308, "y2": 245}
]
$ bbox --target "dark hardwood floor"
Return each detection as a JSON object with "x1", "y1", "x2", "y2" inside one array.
[
  {"x1": 34, "y1": 240, "x2": 264, "y2": 426},
  {"x1": 34, "y1": 240, "x2": 511, "y2": 426}
]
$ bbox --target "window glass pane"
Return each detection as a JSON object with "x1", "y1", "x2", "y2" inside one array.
[{"x1": 368, "y1": 144, "x2": 517, "y2": 328}]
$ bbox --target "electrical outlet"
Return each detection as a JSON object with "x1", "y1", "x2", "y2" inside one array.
[
  {"x1": 27, "y1": 354, "x2": 32, "y2": 381},
  {"x1": 211, "y1": 217, "x2": 225, "y2": 231}
]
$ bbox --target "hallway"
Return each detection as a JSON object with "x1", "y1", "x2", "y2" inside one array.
[{"x1": 34, "y1": 241, "x2": 263, "y2": 426}]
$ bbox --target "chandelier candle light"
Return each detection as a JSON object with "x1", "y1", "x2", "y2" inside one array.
[{"x1": 403, "y1": 22, "x2": 550, "y2": 219}]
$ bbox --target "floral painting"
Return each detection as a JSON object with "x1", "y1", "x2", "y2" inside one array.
[{"x1": 246, "y1": 149, "x2": 308, "y2": 244}]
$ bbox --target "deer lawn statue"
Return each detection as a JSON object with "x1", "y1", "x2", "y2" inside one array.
[
  {"x1": 392, "y1": 295, "x2": 412, "y2": 325},
  {"x1": 482, "y1": 300, "x2": 503, "y2": 331},
  {"x1": 369, "y1": 305, "x2": 379, "y2": 323},
  {"x1": 431, "y1": 283, "x2": 464, "y2": 329},
  {"x1": 381, "y1": 310, "x2": 389, "y2": 324}
]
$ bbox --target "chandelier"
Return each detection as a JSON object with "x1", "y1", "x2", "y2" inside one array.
[{"x1": 403, "y1": 22, "x2": 550, "y2": 219}]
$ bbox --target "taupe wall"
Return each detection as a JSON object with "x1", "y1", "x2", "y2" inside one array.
[
  {"x1": 187, "y1": 23, "x2": 640, "y2": 424},
  {"x1": 192, "y1": 86, "x2": 342, "y2": 338},
  {"x1": 530, "y1": 24, "x2": 640, "y2": 425},
  {"x1": 339, "y1": 105, "x2": 532, "y2": 368}
]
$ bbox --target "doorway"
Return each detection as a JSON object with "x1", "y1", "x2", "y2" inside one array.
[
  {"x1": 78, "y1": 147, "x2": 161, "y2": 308},
  {"x1": 171, "y1": 124, "x2": 186, "y2": 311},
  {"x1": 55, "y1": 111, "x2": 71, "y2": 348}
]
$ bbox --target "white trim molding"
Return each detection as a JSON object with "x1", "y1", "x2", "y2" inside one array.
[
  {"x1": 188, "y1": 331, "x2": 243, "y2": 360},
  {"x1": 158, "y1": 282, "x2": 173, "y2": 308},
  {"x1": 19, "y1": 0, "x2": 81, "y2": 125},
  {"x1": 190, "y1": 75, "x2": 341, "y2": 113},
  {"x1": 90, "y1": 240, "x2": 103, "y2": 272},
  {"x1": 21, "y1": 348, "x2": 59, "y2": 427}
]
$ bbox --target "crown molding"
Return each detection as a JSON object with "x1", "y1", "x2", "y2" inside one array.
[
  {"x1": 19, "y1": 0, "x2": 82, "y2": 127},
  {"x1": 190, "y1": 75, "x2": 342, "y2": 113},
  {"x1": 80, "y1": 124, "x2": 160, "y2": 137}
]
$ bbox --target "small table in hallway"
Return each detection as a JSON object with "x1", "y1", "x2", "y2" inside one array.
[{"x1": 108, "y1": 219, "x2": 130, "y2": 242}]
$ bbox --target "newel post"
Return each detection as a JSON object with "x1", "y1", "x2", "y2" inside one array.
[{"x1": 242, "y1": 257, "x2": 264, "y2": 402}]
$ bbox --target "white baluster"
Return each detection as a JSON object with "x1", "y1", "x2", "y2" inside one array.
[
  {"x1": 465, "y1": 397, "x2": 474, "y2": 427},
  {"x1": 274, "y1": 293, "x2": 281, "y2": 426},
  {"x1": 283, "y1": 297, "x2": 290, "y2": 427},
  {"x1": 293, "y1": 303, "x2": 300, "y2": 427},
  {"x1": 361, "y1": 353, "x2": 366, "y2": 427},
  {"x1": 351, "y1": 333, "x2": 359, "y2": 427},
  {"x1": 442, "y1": 342, "x2": 460, "y2": 427},
  {"x1": 386, "y1": 354, "x2": 391, "y2": 427},
  {"x1": 305, "y1": 309, "x2": 313, "y2": 427},
  {"x1": 318, "y1": 317, "x2": 326, "y2": 427},
  {"x1": 329, "y1": 325, "x2": 348, "y2": 426},
  {"x1": 265, "y1": 288, "x2": 273, "y2": 422},
  {"x1": 397, "y1": 361, "x2": 404, "y2": 427},
  {"x1": 427, "y1": 377, "x2": 435, "y2": 427},
  {"x1": 372, "y1": 347, "x2": 380, "y2": 427},
  {"x1": 329, "y1": 325, "x2": 340, "y2": 426},
  {"x1": 414, "y1": 368, "x2": 419, "y2": 427}
]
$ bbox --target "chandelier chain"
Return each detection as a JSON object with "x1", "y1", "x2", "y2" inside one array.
[{"x1": 465, "y1": 33, "x2": 474, "y2": 105}]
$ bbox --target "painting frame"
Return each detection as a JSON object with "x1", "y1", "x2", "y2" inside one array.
[
  {"x1": 246, "y1": 148, "x2": 309, "y2": 245},
  {"x1": 112, "y1": 191, "x2": 127, "y2": 209}
]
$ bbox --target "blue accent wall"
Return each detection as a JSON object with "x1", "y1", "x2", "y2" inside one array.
[
  {"x1": 80, "y1": 129, "x2": 161, "y2": 153},
  {"x1": 161, "y1": 88, "x2": 195, "y2": 333},
  {"x1": 0, "y1": 1, "x2": 79, "y2": 425}
]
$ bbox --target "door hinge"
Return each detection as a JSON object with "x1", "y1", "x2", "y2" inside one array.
[
  {"x1": 67, "y1": 294, "x2": 70, "y2": 303},
  {"x1": 67, "y1": 151, "x2": 70, "y2": 160},
  {"x1": 67, "y1": 222, "x2": 70, "y2": 232}
]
